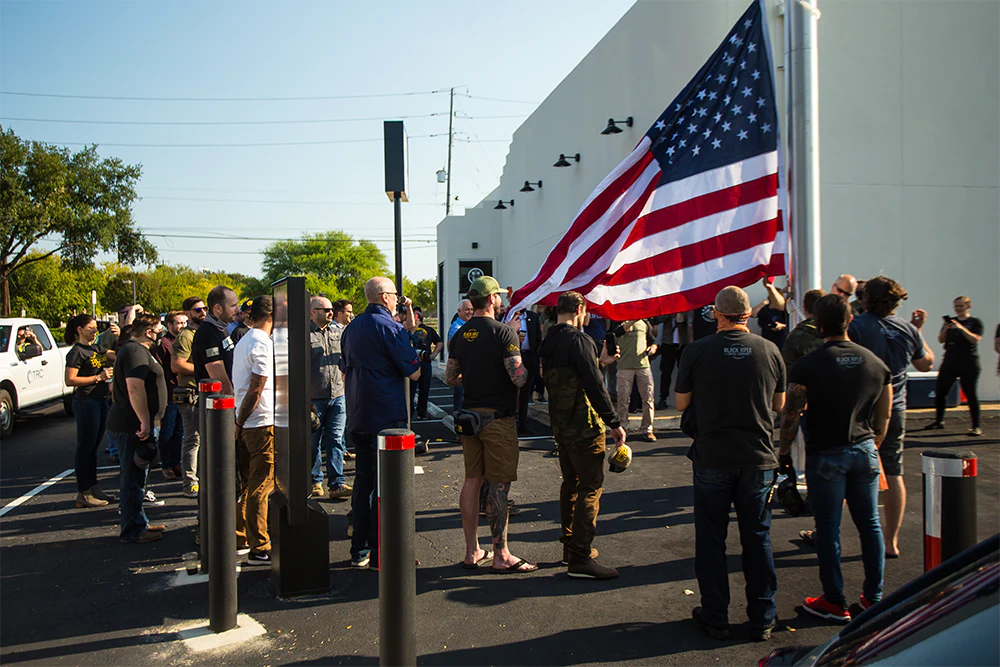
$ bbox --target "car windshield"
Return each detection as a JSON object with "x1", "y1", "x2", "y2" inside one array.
[{"x1": 0, "y1": 325, "x2": 10, "y2": 352}]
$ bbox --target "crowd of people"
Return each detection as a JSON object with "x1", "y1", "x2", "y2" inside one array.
[{"x1": 56, "y1": 269, "x2": 993, "y2": 641}]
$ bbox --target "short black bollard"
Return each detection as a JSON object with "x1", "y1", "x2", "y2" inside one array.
[
  {"x1": 206, "y1": 394, "x2": 237, "y2": 633},
  {"x1": 922, "y1": 450, "x2": 978, "y2": 571},
  {"x1": 378, "y1": 428, "x2": 416, "y2": 667},
  {"x1": 198, "y1": 379, "x2": 222, "y2": 575}
]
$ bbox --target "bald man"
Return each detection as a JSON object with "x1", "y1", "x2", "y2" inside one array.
[
  {"x1": 339, "y1": 277, "x2": 421, "y2": 569},
  {"x1": 830, "y1": 274, "x2": 858, "y2": 301}
]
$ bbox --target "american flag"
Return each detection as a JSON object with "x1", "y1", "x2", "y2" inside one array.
[{"x1": 508, "y1": 0, "x2": 786, "y2": 320}]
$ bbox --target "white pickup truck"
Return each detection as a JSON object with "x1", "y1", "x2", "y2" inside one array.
[{"x1": 0, "y1": 318, "x2": 73, "y2": 438}]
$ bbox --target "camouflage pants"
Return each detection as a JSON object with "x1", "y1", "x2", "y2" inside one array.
[{"x1": 559, "y1": 432, "x2": 606, "y2": 563}]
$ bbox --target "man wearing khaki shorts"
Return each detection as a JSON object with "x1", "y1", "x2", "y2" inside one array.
[{"x1": 446, "y1": 276, "x2": 537, "y2": 574}]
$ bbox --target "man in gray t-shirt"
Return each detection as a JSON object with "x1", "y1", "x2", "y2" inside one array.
[{"x1": 309, "y1": 296, "x2": 351, "y2": 498}]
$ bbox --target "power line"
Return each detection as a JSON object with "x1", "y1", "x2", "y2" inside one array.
[
  {"x1": 1, "y1": 113, "x2": 444, "y2": 126},
  {"x1": 140, "y1": 195, "x2": 445, "y2": 206},
  {"x1": 457, "y1": 93, "x2": 538, "y2": 105},
  {"x1": 0, "y1": 89, "x2": 448, "y2": 102},
  {"x1": 142, "y1": 232, "x2": 436, "y2": 243},
  {"x1": 33, "y1": 135, "x2": 438, "y2": 148}
]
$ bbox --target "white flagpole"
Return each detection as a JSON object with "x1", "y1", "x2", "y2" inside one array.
[{"x1": 785, "y1": 0, "x2": 823, "y2": 306}]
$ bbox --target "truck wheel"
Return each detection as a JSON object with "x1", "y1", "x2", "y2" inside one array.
[
  {"x1": 63, "y1": 394, "x2": 74, "y2": 417},
  {"x1": 0, "y1": 389, "x2": 13, "y2": 439}
]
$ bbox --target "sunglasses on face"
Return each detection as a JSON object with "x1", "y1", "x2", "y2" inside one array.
[
  {"x1": 192, "y1": 307, "x2": 207, "y2": 313},
  {"x1": 313, "y1": 307, "x2": 334, "y2": 313}
]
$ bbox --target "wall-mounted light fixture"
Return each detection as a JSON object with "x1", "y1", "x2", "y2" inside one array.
[
  {"x1": 553, "y1": 153, "x2": 581, "y2": 168},
  {"x1": 519, "y1": 180, "x2": 543, "y2": 192},
  {"x1": 494, "y1": 199, "x2": 514, "y2": 210},
  {"x1": 601, "y1": 117, "x2": 634, "y2": 135}
]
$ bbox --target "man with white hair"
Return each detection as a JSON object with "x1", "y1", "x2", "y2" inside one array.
[
  {"x1": 675, "y1": 285, "x2": 787, "y2": 642},
  {"x1": 339, "y1": 276, "x2": 420, "y2": 569}
]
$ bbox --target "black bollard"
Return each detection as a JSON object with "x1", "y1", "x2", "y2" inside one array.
[
  {"x1": 206, "y1": 394, "x2": 238, "y2": 633},
  {"x1": 378, "y1": 428, "x2": 416, "y2": 667},
  {"x1": 198, "y1": 379, "x2": 222, "y2": 575},
  {"x1": 922, "y1": 450, "x2": 978, "y2": 571}
]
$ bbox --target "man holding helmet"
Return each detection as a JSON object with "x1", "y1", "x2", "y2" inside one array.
[
  {"x1": 675, "y1": 286, "x2": 786, "y2": 641},
  {"x1": 538, "y1": 291, "x2": 627, "y2": 580}
]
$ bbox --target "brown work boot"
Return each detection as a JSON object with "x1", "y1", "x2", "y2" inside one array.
[
  {"x1": 75, "y1": 491, "x2": 108, "y2": 508},
  {"x1": 567, "y1": 558, "x2": 618, "y2": 580},
  {"x1": 90, "y1": 485, "x2": 115, "y2": 502},
  {"x1": 328, "y1": 484, "x2": 353, "y2": 499},
  {"x1": 562, "y1": 545, "x2": 599, "y2": 565},
  {"x1": 310, "y1": 483, "x2": 325, "y2": 498},
  {"x1": 641, "y1": 431, "x2": 656, "y2": 442},
  {"x1": 132, "y1": 530, "x2": 163, "y2": 544}
]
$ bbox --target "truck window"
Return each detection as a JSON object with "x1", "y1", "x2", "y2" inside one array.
[
  {"x1": 0, "y1": 325, "x2": 10, "y2": 352},
  {"x1": 28, "y1": 324, "x2": 53, "y2": 350}
]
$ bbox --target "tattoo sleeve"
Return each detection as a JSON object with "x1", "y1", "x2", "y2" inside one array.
[
  {"x1": 444, "y1": 358, "x2": 463, "y2": 387},
  {"x1": 484, "y1": 481, "x2": 510, "y2": 550},
  {"x1": 237, "y1": 373, "x2": 267, "y2": 427},
  {"x1": 504, "y1": 355, "x2": 528, "y2": 387},
  {"x1": 778, "y1": 383, "x2": 808, "y2": 454}
]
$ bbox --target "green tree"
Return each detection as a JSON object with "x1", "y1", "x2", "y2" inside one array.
[
  {"x1": 409, "y1": 278, "x2": 437, "y2": 314},
  {"x1": 261, "y1": 231, "x2": 389, "y2": 306},
  {"x1": 8, "y1": 253, "x2": 103, "y2": 325},
  {"x1": 0, "y1": 127, "x2": 154, "y2": 314}
]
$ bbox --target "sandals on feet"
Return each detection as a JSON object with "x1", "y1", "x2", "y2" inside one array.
[
  {"x1": 490, "y1": 558, "x2": 538, "y2": 574},
  {"x1": 461, "y1": 550, "x2": 494, "y2": 569}
]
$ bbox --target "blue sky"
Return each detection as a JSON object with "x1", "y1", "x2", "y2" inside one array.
[{"x1": 1, "y1": 0, "x2": 634, "y2": 280}]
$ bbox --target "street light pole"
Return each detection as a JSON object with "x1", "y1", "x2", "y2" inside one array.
[{"x1": 445, "y1": 87, "x2": 454, "y2": 215}]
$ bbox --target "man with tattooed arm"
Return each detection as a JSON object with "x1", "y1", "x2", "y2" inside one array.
[{"x1": 446, "y1": 276, "x2": 537, "y2": 574}]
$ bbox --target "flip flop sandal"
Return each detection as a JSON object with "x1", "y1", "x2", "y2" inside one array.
[
  {"x1": 461, "y1": 551, "x2": 494, "y2": 569},
  {"x1": 491, "y1": 558, "x2": 538, "y2": 574}
]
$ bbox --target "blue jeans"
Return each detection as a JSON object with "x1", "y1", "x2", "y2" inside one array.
[
  {"x1": 311, "y1": 397, "x2": 347, "y2": 487},
  {"x1": 114, "y1": 432, "x2": 150, "y2": 542},
  {"x1": 693, "y1": 466, "x2": 777, "y2": 629},
  {"x1": 350, "y1": 432, "x2": 379, "y2": 562},
  {"x1": 806, "y1": 440, "x2": 884, "y2": 606},
  {"x1": 74, "y1": 397, "x2": 109, "y2": 492},
  {"x1": 157, "y1": 403, "x2": 183, "y2": 470}
]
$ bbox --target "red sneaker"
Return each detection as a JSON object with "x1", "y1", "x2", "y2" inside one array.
[
  {"x1": 803, "y1": 595, "x2": 851, "y2": 623},
  {"x1": 859, "y1": 594, "x2": 879, "y2": 610}
]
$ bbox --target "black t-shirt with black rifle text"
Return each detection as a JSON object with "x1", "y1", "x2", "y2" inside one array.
[
  {"x1": 788, "y1": 341, "x2": 891, "y2": 450},
  {"x1": 675, "y1": 330, "x2": 786, "y2": 470},
  {"x1": 65, "y1": 343, "x2": 112, "y2": 400}
]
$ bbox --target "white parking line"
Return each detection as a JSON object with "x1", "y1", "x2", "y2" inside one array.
[{"x1": 0, "y1": 468, "x2": 74, "y2": 518}]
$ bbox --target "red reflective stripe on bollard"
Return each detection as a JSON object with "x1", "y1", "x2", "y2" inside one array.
[
  {"x1": 379, "y1": 434, "x2": 415, "y2": 451},
  {"x1": 200, "y1": 380, "x2": 222, "y2": 393},
  {"x1": 210, "y1": 397, "x2": 235, "y2": 410},
  {"x1": 963, "y1": 458, "x2": 978, "y2": 477},
  {"x1": 925, "y1": 534, "x2": 942, "y2": 571}
]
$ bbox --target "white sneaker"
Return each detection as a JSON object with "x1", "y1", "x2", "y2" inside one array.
[{"x1": 143, "y1": 490, "x2": 165, "y2": 506}]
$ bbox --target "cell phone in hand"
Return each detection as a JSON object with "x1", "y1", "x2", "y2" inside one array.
[
  {"x1": 604, "y1": 332, "x2": 619, "y2": 357},
  {"x1": 942, "y1": 315, "x2": 953, "y2": 323}
]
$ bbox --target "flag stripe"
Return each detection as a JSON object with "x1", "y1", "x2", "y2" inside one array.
[
  {"x1": 588, "y1": 254, "x2": 786, "y2": 320},
  {"x1": 607, "y1": 216, "x2": 780, "y2": 287}
]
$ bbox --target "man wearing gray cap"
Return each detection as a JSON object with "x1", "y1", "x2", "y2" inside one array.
[{"x1": 674, "y1": 285, "x2": 787, "y2": 642}]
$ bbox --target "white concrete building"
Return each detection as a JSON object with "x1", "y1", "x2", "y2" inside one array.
[{"x1": 436, "y1": 0, "x2": 1000, "y2": 400}]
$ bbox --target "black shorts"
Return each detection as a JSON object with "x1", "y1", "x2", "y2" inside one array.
[{"x1": 879, "y1": 410, "x2": 905, "y2": 476}]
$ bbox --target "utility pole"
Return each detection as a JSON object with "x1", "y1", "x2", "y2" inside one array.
[{"x1": 445, "y1": 87, "x2": 455, "y2": 215}]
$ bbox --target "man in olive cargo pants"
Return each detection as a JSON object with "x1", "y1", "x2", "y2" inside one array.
[{"x1": 538, "y1": 291, "x2": 627, "y2": 580}]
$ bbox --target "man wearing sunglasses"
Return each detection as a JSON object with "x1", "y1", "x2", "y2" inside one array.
[
  {"x1": 172, "y1": 296, "x2": 206, "y2": 498},
  {"x1": 309, "y1": 296, "x2": 351, "y2": 500},
  {"x1": 830, "y1": 274, "x2": 858, "y2": 301}
]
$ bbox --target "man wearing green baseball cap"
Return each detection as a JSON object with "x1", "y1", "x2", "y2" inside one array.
[{"x1": 446, "y1": 276, "x2": 537, "y2": 573}]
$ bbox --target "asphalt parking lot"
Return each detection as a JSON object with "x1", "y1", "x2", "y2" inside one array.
[{"x1": 0, "y1": 381, "x2": 997, "y2": 666}]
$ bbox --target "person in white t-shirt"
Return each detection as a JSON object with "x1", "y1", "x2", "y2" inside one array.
[{"x1": 233, "y1": 295, "x2": 275, "y2": 565}]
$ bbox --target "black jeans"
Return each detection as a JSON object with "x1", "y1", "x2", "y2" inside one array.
[
  {"x1": 658, "y1": 344, "x2": 681, "y2": 402},
  {"x1": 935, "y1": 357, "x2": 981, "y2": 428},
  {"x1": 74, "y1": 397, "x2": 109, "y2": 492},
  {"x1": 350, "y1": 432, "x2": 379, "y2": 562}
]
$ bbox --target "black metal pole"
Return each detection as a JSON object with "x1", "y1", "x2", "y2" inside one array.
[
  {"x1": 378, "y1": 428, "x2": 416, "y2": 667},
  {"x1": 394, "y1": 192, "x2": 403, "y2": 297},
  {"x1": 198, "y1": 379, "x2": 221, "y2": 575},
  {"x1": 206, "y1": 394, "x2": 238, "y2": 633}
]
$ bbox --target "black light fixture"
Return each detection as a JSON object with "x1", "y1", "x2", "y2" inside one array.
[
  {"x1": 553, "y1": 153, "x2": 581, "y2": 168},
  {"x1": 494, "y1": 199, "x2": 514, "y2": 210},
  {"x1": 601, "y1": 117, "x2": 634, "y2": 135},
  {"x1": 519, "y1": 180, "x2": 543, "y2": 192}
]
